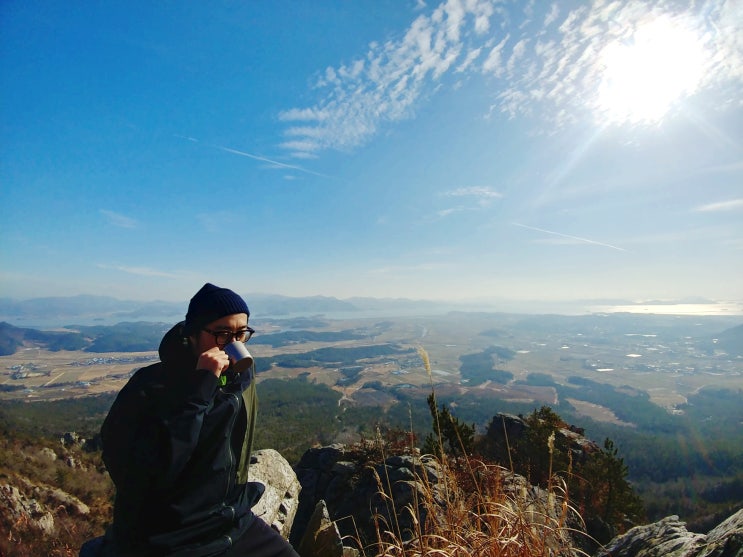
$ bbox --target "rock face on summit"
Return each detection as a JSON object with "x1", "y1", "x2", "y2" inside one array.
[
  {"x1": 289, "y1": 443, "x2": 578, "y2": 553},
  {"x1": 290, "y1": 443, "x2": 445, "y2": 549},
  {"x1": 593, "y1": 509, "x2": 743, "y2": 557},
  {"x1": 286, "y1": 443, "x2": 743, "y2": 557}
]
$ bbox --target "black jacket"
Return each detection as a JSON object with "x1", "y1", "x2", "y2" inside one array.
[{"x1": 101, "y1": 323, "x2": 259, "y2": 557}]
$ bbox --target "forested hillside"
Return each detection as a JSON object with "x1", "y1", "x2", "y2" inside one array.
[{"x1": 0, "y1": 321, "x2": 169, "y2": 355}]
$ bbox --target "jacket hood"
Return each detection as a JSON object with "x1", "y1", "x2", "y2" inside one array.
[{"x1": 158, "y1": 321, "x2": 196, "y2": 367}]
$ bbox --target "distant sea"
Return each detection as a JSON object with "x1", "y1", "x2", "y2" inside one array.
[{"x1": 589, "y1": 301, "x2": 743, "y2": 316}]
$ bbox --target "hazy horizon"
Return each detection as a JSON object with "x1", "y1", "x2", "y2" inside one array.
[
  {"x1": 2, "y1": 1, "x2": 741, "y2": 304},
  {"x1": 2, "y1": 291, "x2": 743, "y2": 324}
]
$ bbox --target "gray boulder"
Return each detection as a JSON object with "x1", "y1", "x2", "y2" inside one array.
[
  {"x1": 250, "y1": 448, "x2": 302, "y2": 539},
  {"x1": 702, "y1": 508, "x2": 743, "y2": 557},
  {"x1": 39, "y1": 447, "x2": 58, "y2": 462},
  {"x1": 0, "y1": 483, "x2": 57, "y2": 536},
  {"x1": 595, "y1": 509, "x2": 743, "y2": 557},
  {"x1": 291, "y1": 444, "x2": 444, "y2": 550},
  {"x1": 296, "y1": 500, "x2": 348, "y2": 557}
]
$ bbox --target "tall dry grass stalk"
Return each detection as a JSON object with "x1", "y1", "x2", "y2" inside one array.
[
  {"x1": 370, "y1": 456, "x2": 585, "y2": 556},
  {"x1": 417, "y1": 346, "x2": 443, "y2": 460},
  {"x1": 366, "y1": 348, "x2": 588, "y2": 557}
]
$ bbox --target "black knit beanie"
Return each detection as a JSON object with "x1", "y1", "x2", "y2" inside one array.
[{"x1": 183, "y1": 283, "x2": 249, "y2": 335}]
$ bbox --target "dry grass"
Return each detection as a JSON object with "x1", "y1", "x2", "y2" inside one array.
[
  {"x1": 363, "y1": 348, "x2": 590, "y2": 557},
  {"x1": 366, "y1": 448, "x2": 588, "y2": 556},
  {"x1": 0, "y1": 433, "x2": 113, "y2": 557}
]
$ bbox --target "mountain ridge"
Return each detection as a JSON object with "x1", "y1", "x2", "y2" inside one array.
[{"x1": 3, "y1": 293, "x2": 743, "y2": 328}]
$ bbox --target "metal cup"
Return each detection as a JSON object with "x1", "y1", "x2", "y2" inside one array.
[{"x1": 223, "y1": 341, "x2": 254, "y2": 374}]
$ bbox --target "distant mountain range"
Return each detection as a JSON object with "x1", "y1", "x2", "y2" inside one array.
[
  {"x1": 0, "y1": 293, "x2": 741, "y2": 329},
  {"x1": 0, "y1": 293, "x2": 439, "y2": 328},
  {"x1": 0, "y1": 294, "x2": 408, "y2": 323},
  {"x1": 0, "y1": 293, "x2": 541, "y2": 327}
]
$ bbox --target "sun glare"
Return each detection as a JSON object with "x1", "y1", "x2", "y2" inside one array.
[{"x1": 596, "y1": 16, "x2": 706, "y2": 125}]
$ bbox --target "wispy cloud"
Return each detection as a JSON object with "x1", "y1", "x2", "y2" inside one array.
[
  {"x1": 176, "y1": 135, "x2": 330, "y2": 178},
  {"x1": 278, "y1": 0, "x2": 496, "y2": 157},
  {"x1": 436, "y1": 206, "x2": 467, "y2": 218},
  {"x1": 279, "y1": 0, "x2": 741, "y2": 157},
  {"x1": 370, "y1": 262, "x2": 450, "y2": 274},
  {"x1": 694, "y1": 199, "x2": 743, "y2": 212},
  {"x1": 100, "y1": 210, "x2": 138, "y2": 229},
  {"x1": 513, "y1": 222, "x2": 627, "y2": 252},
  {"x1": 445, "y1": 186, "x2": 502, "y2": 202},
  {"x1": 431, "y1": 186, "x2": 502, "y2": 218},
  {"x1": 97, "y1": 264, "x2": 178, "y2": 278}
]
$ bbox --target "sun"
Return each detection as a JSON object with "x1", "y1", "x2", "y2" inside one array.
[{"x1": 595, "y1": 15, "x2": 706, "y2": 125}]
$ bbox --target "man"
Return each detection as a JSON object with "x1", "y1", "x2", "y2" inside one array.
[{"x1": 96, "y1": 283, "x2": 299, "y2": 557}]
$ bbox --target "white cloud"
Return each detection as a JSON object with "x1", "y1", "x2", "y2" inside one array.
[
  {"x1": 436, "y1": 206, "x2": 466, "y2": 217},
  {"x1": 543, "y1": 3, "x2": 559, "y2": 28},
  {"x1": 491, "y1": 0, "x2": 741, "y2": 126},
  {"x1": 278, "y1": 0, "x2": 743, "y2": 157},
  {"x1": 369, "y1": 261, "x2": 449, "y2": 274},
  {"x1": 446, "y1": 185, "x2": 502, "y2": 200},
  {"x1": 456, "y1": 47, "x2": 482, "y2": 73},
  {"x1": 278, "y1": 140, "x2": 321, "y2": 153},
  {"x1": 482, "y1": 35, "x2": 509, "y2": 76},
  {"x1": 506, "y1": 38, "x2": 528, "y2": 76},
  {"x1": 100, "y1": 209, "x2": 138, "y2": 229},
  {"x1": 435, "y1": 186, "x2": 502, "y2": 217},
  {"x1": 277, "y1": 107, "x2": 329, "y2": 122},
  {"x1": 695, "y1": 199, "x2": 743, "y2": 212},
  {"x1": 279, "y1": 0, "x2": 501, "y2": 157},
  {"x1": 97, "y1": 264, "x2": 178, "y2": 278}
]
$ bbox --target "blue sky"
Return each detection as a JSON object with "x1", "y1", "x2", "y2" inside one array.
[{"x1": 2, "y1": 0, "x2": 742, "y2": 306}]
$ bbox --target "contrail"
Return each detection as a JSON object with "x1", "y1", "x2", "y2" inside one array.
[
  {"x1": 512, "y1": 222, "x2": 627, "y2": 252},
  {"x1": 175, "y1": 135, "x2": 331, "y2": 179}
]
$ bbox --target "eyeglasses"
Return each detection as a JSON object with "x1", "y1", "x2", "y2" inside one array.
[{"x1": 202, "y1": 326, "x2": 255, "y2": 346}]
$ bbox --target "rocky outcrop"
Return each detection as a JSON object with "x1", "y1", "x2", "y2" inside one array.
[
  {"x1": 250, "y1": 448, "x2": 302, "y2": 539},
  {"x1": 595, "y1": 515, "x2": 705, "y2": 557},
  {"x1": 295, "y1": 500, "x2": 360, "y2": 557},
  {"x1": 1, "y1": 484, "x2": 57, "y2": 536},
  {"x1": 16, "y1": 476, "x2": 91, "y2": 517},
  {"x1": 290, "y1": 443, "x2": 445, "y2": 550},
  {"x1": 0, "y1": 482, "x2": 83, "y2": 536},
  {"x1": 290, "y1": 443, "x2": 578, "y2": 554},
  {"x1": 704, "y1": 509, "x2": 743, "y2": 557},
  {"x1": 290, "y1": 444, "x2": 742, "y2": 557},
  {"x1": 485, "y1": 412, "x2": 601, "y2": 465},
  {"x1": 228, "y1": 448, "x2": 362, "y2": 555},
  {"x1": 594, "y1": 508, "x2": 743, "y2": 557},
  {"x1": 0, "y1": 473, "x2": 92, "y2": 539}
]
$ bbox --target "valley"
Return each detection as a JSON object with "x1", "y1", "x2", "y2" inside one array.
[
  {"x1": 1, "y1": 310, "x2": 741, "y2": 533},
  {"x1": 2, "y1": 311, "x2": 740, "y2": 424}
]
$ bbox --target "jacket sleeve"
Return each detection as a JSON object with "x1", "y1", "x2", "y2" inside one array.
[
  {"x1": 158, "y1": 368, "x2": 220, "y2": 487},
  {"x1": 101, "y1": 367, "x2": 220, "y2": 494}
]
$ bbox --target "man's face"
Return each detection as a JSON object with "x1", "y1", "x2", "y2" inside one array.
[{"x1": 190, "y1": 313, "x2": 249, "y2": 355}]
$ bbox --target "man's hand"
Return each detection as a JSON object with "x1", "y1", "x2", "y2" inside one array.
[{"x1": 196, "y1": 347, "x2": 230, "y2": 377}]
